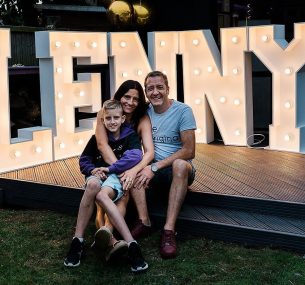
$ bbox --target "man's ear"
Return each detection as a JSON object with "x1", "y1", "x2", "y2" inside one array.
[{"x1": 121, "y1": 114, "x2": 126, "y2": 123}]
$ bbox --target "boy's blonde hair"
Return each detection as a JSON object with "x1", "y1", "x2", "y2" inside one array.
[{"x1": 101, "y1": 99, "x2": 123, "y2": 117}]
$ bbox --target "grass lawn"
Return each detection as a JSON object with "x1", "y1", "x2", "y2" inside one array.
[{"x1": 1, "y1": 208, "x2": 305, "y2": 285}]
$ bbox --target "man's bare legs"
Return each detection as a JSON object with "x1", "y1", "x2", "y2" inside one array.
[
  {"x1": 164, "y1": 159, "x2": 192, "y2": 231},
  {"x1": 131, "y1": 159, "x2": 191, "y2": 232},
  {"x1": 131, "y1": 159, "x2": 192, "y2": 258}
]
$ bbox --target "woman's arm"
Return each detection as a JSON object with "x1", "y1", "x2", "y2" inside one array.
[
  {"x1": 95, "y1": 109, "x2": 117, "y2": 165},
  {"x1": 120, "y1": 115, "x2": 154, "y2": 189},
  {"x1": 134, "y1": 115, "x2": 154, "y2": 172}
]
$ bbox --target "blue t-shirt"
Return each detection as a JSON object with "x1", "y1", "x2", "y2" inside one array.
[{"x1": 147, "y1": 100, "x2": 197, "y2": 161}]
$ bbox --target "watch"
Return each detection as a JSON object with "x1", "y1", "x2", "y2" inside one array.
[{"x1": 151, "y1": 162, "x2": 159, "y2": 174}]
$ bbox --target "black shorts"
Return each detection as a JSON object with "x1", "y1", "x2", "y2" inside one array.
[{"x1": 147, "y1": 162, "x2": 196, "y2": 204}]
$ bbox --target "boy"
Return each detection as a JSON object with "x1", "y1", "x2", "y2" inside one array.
[{"x1": 64, "y1": 99, "x2": 148, "y2": 273}]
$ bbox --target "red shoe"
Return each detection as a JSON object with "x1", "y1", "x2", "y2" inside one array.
[
  {"x1": 130, "y1": 219, "x2": 152, "y2": 240},
  {"x1": 160, "y1": 229, "x2": 177, "y2": 259}
]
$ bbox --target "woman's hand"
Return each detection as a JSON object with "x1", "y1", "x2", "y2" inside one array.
[
  {"x1": 120, "y1": 168, "x2": 138, "y2": 191},
  {"x1": 134, "y1": 165, "x2": 154, "y2": 189}
]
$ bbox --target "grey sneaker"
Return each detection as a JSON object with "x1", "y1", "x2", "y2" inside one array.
[
  {"x1": 64, "y1": 237, "x2": 84, "y2": 267},
  {"x1": 128, "y1": 242, "x2": 148, "y2": 273},
  {"x1": 91, "y1": 226, "x2": 112, "y2": 251},
  {"x1": 105, "y1": 240, "x2": 128, "y2": 261}
]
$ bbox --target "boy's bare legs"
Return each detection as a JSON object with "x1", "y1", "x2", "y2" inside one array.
[
  {"x1": 96, "y1": 186, "x2": 134, "y2": 243},
  {"x1": 74, "y1": 178, "x2": 101, "y2": 238},
  {"x1": 95, "y1": 194, "x2": 129, "y2": 245},
  {"x1": 96, "y1": 194, "x2": 129, "y2": 229}
]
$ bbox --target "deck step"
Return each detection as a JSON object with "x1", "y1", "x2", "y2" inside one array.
[
  {"x1": 150, "y1": 201, "x2": 305, "y2": 253},
  {"x1": 185, "y1": 191, "x2": 305, "y2": 219},
  {"x1": 2, "y1": 177, "x2": 305, "y2": 252}
]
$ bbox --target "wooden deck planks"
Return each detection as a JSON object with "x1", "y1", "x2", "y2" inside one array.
[
  {"x1": 195, "y1": 145, "x2": 305, "y2": 202},
  {"x1": 63, "y1": 157, "x2": 85, "y2": 189},
  {"x1": 1, "y1": 143, "x2": 305, "y2": 204}
]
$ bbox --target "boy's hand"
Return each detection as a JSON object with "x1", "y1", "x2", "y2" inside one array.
[{"x1": 91, "y1": 167, "x2": 109, "y2": 180}]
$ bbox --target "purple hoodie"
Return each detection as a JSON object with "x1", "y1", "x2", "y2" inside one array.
[{"x1": 79, "y1": 124, "x2": 142, "y2": 177}]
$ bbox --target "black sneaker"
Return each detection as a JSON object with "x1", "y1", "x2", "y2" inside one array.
[
  {"x1": 127, "y1": 242, "x2": 148, "y2": 273},
  {"x1": 64, "y1": 237, "x2": 84, "y2": 267}
]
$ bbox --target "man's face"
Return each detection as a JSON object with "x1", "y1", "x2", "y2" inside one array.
[
  {"x1": 145, "y1": 76, "x2": 169, "y2": 108},
  {"x1": 103, "y1": 108, "x2": 125, "y2": 134}
]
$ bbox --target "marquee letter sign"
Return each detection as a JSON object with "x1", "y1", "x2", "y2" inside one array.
[
  {"x1": 1, "y1": 24, "x2": 305, "y2": 173},
  {"x1": 249, "y1": 23, "x2": 305, "y2": 152},
  {"x1": 35, "y1": 31, "x2": 107, "y2": 160},
  {"x1": 0, "y1": 29, "x2": 53, "y2": 173}
]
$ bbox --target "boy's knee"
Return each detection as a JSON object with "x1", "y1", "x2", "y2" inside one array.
[
  {"x1": 96, "y1": 190, "x2": 111, "y2": 204},
  {"x1": 85, "y1": 178, "x2": 100, "y2": 195}
]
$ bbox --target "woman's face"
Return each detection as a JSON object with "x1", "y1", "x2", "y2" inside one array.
[{"x1": 120, "y1": 89, "x2": 139, "y2": 114}]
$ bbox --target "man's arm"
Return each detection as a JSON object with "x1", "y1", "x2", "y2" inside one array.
[
  {"x1": 134, "y1": 129, "x2": 195, "y2": 189},
  {"x1": 154, "y1": 129, "x2": 195, "y2": 170}
]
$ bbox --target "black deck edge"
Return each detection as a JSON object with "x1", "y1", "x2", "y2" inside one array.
[
  {"x1": 2, "y1": 177, "x2": 305, "y2": 252},
  {"x1": 151, "y1": 213, "x2": 305, "y2": 253},
  {"x1": 0, "y1": 178, "x2": 83, "y2": 215},
  {"x1": 0, "y1": 188, "x2": 4, "y2": 206},
  {"x1": 186, "y1": 191, "x2": 305, "y2": 219}
]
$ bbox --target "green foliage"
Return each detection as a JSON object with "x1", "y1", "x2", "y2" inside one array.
[
  {"x1": 0, "y1": 0, "x2": 23, "y2": 25},
  {"x1": 1, "y1": 208, "x2": 305, "y2": 285},
  {"x1": 0, "y1": 0, "x2": 38, "y2": 26}
]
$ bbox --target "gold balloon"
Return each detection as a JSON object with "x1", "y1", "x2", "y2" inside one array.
[
  {"x1": 133, "y1": 4, "x2": 150, "y2": 25},
  {"x1": 107, "y1": 1, "x2": 132, "y2": 25}
]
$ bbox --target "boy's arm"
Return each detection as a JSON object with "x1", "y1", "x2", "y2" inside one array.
[
  {"x1": 107, "y1": 132, "x2": 143, "y2": 174},
  {"x1": 79, "y1": 135, "x2": 98, "y2": 176}
]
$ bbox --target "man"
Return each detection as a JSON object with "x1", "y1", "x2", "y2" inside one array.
[{"x1": 130, "y1": 71, "x2": 196, "y2": 259}]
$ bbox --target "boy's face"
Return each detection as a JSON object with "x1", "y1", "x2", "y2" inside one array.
[{"x1": 103, "y1": 108, "x2": 125, "y2": 134}]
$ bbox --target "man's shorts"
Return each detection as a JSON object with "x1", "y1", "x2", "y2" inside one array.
[
  {"x1": 85, "y1": 173, "x2": 124, "y2": 203},
  {"x1": 148, "y1": 161, "x2": 196, "y2": 203}
]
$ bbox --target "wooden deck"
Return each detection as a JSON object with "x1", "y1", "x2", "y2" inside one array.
[
  {"x1": 1, "y1": 143, "x2": 305, "y2": 203},
  {"x1": 2, "y1": 143, "x2": 305, "y2": 252}
]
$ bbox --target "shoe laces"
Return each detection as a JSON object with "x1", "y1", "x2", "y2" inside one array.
[
  {"x1": 67, "y1": 238, "x2": 82, "y2": 258},
  {"x1": 162, "y1": 231, "x2": 175, "y2": 246},
  {"x1": 129, "y1": 243, "x2": 142, "y2": 260}
]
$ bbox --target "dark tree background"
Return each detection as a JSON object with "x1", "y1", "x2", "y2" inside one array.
[{"x1": 0, "y1": 0, "x2": 39, "y2": 26}]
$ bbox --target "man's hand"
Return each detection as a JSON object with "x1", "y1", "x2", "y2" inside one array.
[{"x1": 134, "y1": 165, "x2": 155, "y2": 189}]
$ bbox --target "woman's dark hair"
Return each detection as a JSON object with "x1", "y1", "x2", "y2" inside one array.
[{"x1": 113, "y1": 80, "x2": 148, "y2": 128}]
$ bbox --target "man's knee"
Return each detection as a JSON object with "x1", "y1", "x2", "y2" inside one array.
[{"x1": 172, "y1": 159, "x2": 190, "y2": 178}]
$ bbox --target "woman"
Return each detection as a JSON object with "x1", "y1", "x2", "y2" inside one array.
[{"x1": 94, "y1": 80, "x2": 154, "y2": 255}]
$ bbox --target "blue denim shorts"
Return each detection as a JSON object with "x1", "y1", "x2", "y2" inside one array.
[{"x1": 86, "y1": 173, "x2": 123, "y2": 203}]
